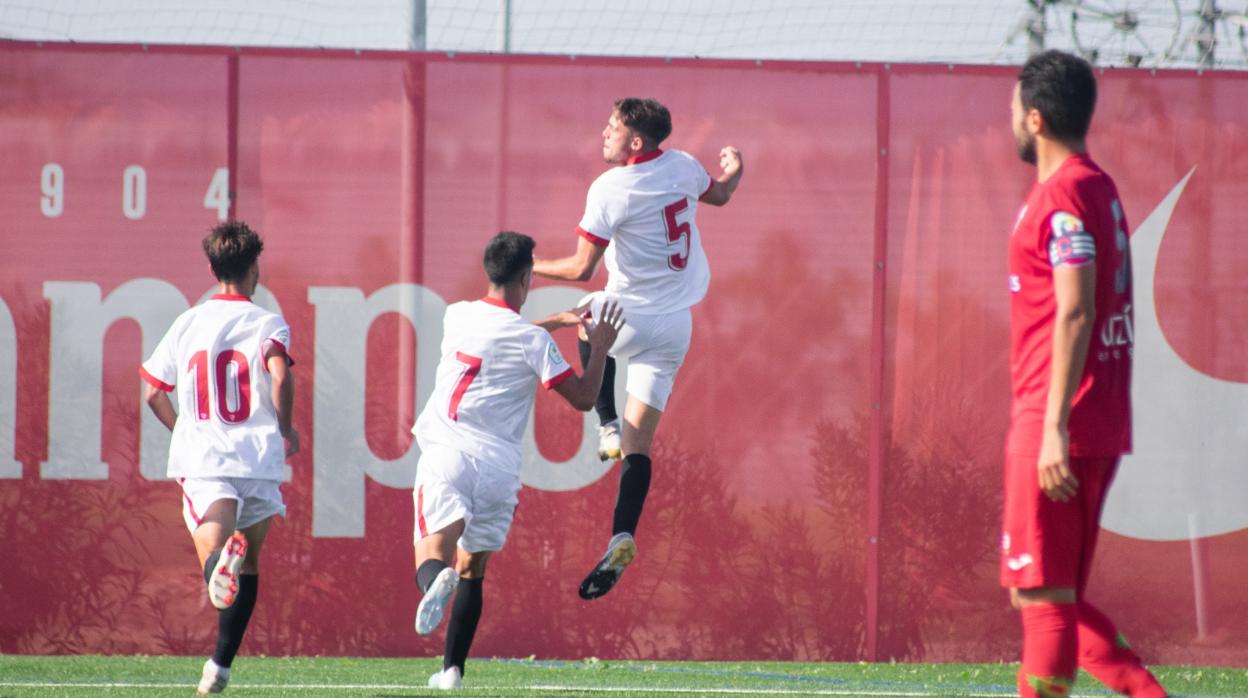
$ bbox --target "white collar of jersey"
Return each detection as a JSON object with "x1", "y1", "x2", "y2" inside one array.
[{"x1": 211, "y1": 293, "x2": 251, "y2": 302}]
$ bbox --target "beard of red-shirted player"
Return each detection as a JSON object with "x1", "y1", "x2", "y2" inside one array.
[{"x1": 1015, "y1": 124, "x2": 1038, "y2": 165}]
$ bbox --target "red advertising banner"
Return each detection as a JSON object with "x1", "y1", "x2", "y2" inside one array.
[{"x1": 1, "y1": 41, "x2": 1246, "y2": 665}]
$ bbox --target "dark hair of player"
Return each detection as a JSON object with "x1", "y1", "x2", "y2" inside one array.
[
  {"x1": 1017, "y1": 50, "x2": 1097, "y2": 141},
  {"x1": 613, "y1": 97, "x2": 672, "y2": 148},
  {"x1": 203, "y1": 220, "x2": 264, "y2": 283},
  {"x1": 483, "y1": 231, "x2": 536, "y2": 286}
]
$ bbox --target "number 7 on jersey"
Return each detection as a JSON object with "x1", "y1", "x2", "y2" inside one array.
[{"x1": 448, "y1": 352, "x2": 483, "y2": 421}]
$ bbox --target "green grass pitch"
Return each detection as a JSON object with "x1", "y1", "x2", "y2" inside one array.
[{"x1": 0, "y1": 655, "x2": 1245, "y2": 697}]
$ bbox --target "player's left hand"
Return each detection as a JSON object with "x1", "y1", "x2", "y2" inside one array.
[{"x1": 1037, "y1": 425, "x2": 1078, "y2": 502}]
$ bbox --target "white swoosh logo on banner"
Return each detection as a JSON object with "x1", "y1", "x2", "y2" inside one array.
[{"x1": 1102, "y1": 167, "x2": 1248, "y2": 541}]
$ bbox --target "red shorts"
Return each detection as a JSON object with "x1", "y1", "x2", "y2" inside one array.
[{"x1": 999, "y1": 452, "x2": 1119, "y2": 591}]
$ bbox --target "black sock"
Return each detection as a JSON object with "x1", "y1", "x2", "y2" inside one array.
[
  {"x1": 444, "y1": 577, "x2": 484, "y2": 675},
  {"x1": 416, "y1": 559, "x2": 449, "y2": 593},
  {"x1": 577, "y1": 338, "x2": 618, "y2": 426},
  {"x1": 612, "y1": 454, "x2": 652, "y2": 536},
  {"x1": 203, "y1": 548, "x2": 222, "y2": 585},
  {"x1": 212, "y1": 574, "x2": 258, "y2": 668}
]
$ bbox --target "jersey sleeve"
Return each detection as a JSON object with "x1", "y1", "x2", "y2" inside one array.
[
  {"x1": 576, "y1": 175, "x2": 623, "y2": 247},
  {"x1": 694, "y1": 159, "x2": 714, "y2": 199},
  {"x1": 526, "y1": 329, "x2": 574, "y2": 390},
  {"x1": 140, "y1": 322, "x2": 179, "y2": 392},
  {"x1": 261, "y1": 317, "x2": 294, "y2": 371},
  {"x1": 1043, "y1": 209, "x2": 1097, "y2": 268}
]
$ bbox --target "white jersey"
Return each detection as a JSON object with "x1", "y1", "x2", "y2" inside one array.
[
  {"x1": 577, "y1": 149, "x2": 713, "y2": 315},
  {"x1": 140, "y1": 294, "x2": 292, "y2": 481},
  {"x1": 413, "y1": 298, "x2": 573, "y2": 475}
]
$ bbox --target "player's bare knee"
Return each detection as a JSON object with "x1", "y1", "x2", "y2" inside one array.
[{"x1": 193, "y1": 522, "x2": 233, "y2": 553}]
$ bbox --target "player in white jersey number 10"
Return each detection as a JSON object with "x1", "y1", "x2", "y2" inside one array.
[
  {"x1": 532, "y1": 98, "x2": 744, "y2": 601},
  {"x1": 140, "y1": 221, "x2": 299, "y2": 695},
  {"x1": 412, "y1": 232, "x2": 624, "y2": 689}
]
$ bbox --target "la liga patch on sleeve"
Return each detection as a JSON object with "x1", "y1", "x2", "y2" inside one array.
[
  {"x1": 549, "y1": 341, "x2": 567, "y2": 367},
  {"x1": 1048, "y1": 211, "x2": 1096, "y2": 267}
]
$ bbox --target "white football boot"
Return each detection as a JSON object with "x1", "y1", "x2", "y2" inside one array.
[
  {"x1": 196, "y1": 659, "x2": 229, "y2": 695},
  {"x1": 415, "y1": 567, "x2": 459, "y2": 635},
  {"x1": 207, "y1": 532, "x2": 248, "y2": 610},
  {"x1": 428, "y1": 666, "x2": 463, "y2": 689},
  {"x1": 578, "y1": 532, "x2": 636, "y2": 600},
  {"x1": 597, "y1": 419, "x2": 622, "y2": 462}
]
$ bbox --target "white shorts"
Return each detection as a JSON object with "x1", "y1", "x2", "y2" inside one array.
[
  {"x1": 179, "y1": 477, "x2": 285, "y2": 534},
  {"x1": 580, "y1": 291, "x2": 693, "y2": 411},
  {"x1": 413, "y1": 443, "x2": 521, "y2": 554}
]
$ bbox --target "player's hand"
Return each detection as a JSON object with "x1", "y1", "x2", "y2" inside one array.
[
  {"x1": 1037, "y1": 425, "x2": 1077, "y2": 502},
  {"x1": 584, "y1": 301, "x2": 625, "y2": 353},
  {"x1": 547, "y1": 310, "x2": 585, "y2": 330},
  {"x1": 719, "y1": 146, "x2": 743, "y2": 177},
  {"x1": 285, "y1": 429, "x2": 301, "y2": 457}
]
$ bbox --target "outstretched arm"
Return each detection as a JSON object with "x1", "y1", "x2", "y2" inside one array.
[
  {"x1": 700, "y1": 146, "x2": 744, "y2": 207},
  {"x1": 534, "y1": 299, "x2": 593, "y2": 333},
  {"x1": 532, "y1": 235, "x2": 607, "y2": 282}
]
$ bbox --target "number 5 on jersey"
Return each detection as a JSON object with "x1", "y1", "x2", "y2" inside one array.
[
  {"x1": 448, "y1": 352, "x2": 483, "y2": 421},
  {"x1": 664, "y1": 199, "x2": 691, "y2": 271}
]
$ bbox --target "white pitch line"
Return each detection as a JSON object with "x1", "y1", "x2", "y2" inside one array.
[
  {"x1": 530, "y1": 686, "x2": 1016, "y2": 697},
  {"x1": 0, "y1": 681, "x2": 1118, "y2": 697}
]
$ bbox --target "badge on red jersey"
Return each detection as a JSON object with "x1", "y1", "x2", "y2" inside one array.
[{"x1": 1047, "y1": 211, "x2": 1096, "y2": 268}]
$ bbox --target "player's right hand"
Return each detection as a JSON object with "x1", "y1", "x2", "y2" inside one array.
[
  {"x1": 585, "y1": 300, "x2": 625, "y2": 352},
  {"x1": 719, "y1": 146, "x2": 743, "y2": 177},
  {"x1": 1037, "y1": 426, "x2": 1077, "y2": 502},
  {"x1": 285, "y1": 429, "x2": 301, "y2": 457}
]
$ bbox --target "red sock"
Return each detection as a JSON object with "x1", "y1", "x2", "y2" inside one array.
[
  {"x1": 1077, "y1": 601, "x2": 1167, "y2": 697},
  {"x1": 1018, "y1": 603, "x2": 1078, "y2": 698}
]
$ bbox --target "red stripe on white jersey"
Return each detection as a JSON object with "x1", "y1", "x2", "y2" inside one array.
[
  {"x1": 576, "y1": 226, "x2": 610, "y2": 247},
  {"x1": 416, "y1": 484, "x2": 429, "y2": 537},
  {"x1": 625, "y1": 149, "x2": 663, "y2": 166},
  {"x1": 139, "y1": 366, "x2": 175, "y2": 392},
  {"x1": 699, "y1": 170, "x2": 715, "y2": 200},
  {"x1": 261, "y1": 339, "x2": 293, "y2": 372},
  {"x1": 179, "y1": 479, "x2": 204, "y2": 525},
  {"x1": 543, "y1": 366, "x2": 574, "y2": 390}
]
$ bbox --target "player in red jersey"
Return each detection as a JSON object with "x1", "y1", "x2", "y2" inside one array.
[{"x1": 1002, "y1": 50, "x2": 1166, "y2": 698}]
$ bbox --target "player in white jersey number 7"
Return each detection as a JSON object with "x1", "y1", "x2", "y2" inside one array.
[
  {"x1": 532, "y1": 97, "x2": 743, "y2": 601},
  {"x1": 412, "y1": 232, "x2": 624, "y2": 689},
  {"x1": 140, "y1": 221, "x2": 299, "y2": 695}
]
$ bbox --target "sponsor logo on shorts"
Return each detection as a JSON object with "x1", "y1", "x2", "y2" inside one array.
[{"x1": 1006, "y1": 553, "x2": 1034, "y2": 571}]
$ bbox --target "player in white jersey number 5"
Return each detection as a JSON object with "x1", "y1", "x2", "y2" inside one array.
[
  {"x1": 532, "y1": 97, "x2": 743, "y2": 600},
  {"x1": 413, "y1": 232, "x2": 623, "y2": 690},
  {"x1": 140, "y1": 221, "x2": 299, "y2": 695}
]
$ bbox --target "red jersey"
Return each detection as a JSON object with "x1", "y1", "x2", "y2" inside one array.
[{"x1": 1007, "y1": 154, "x2": 1132, "y2": 457}]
